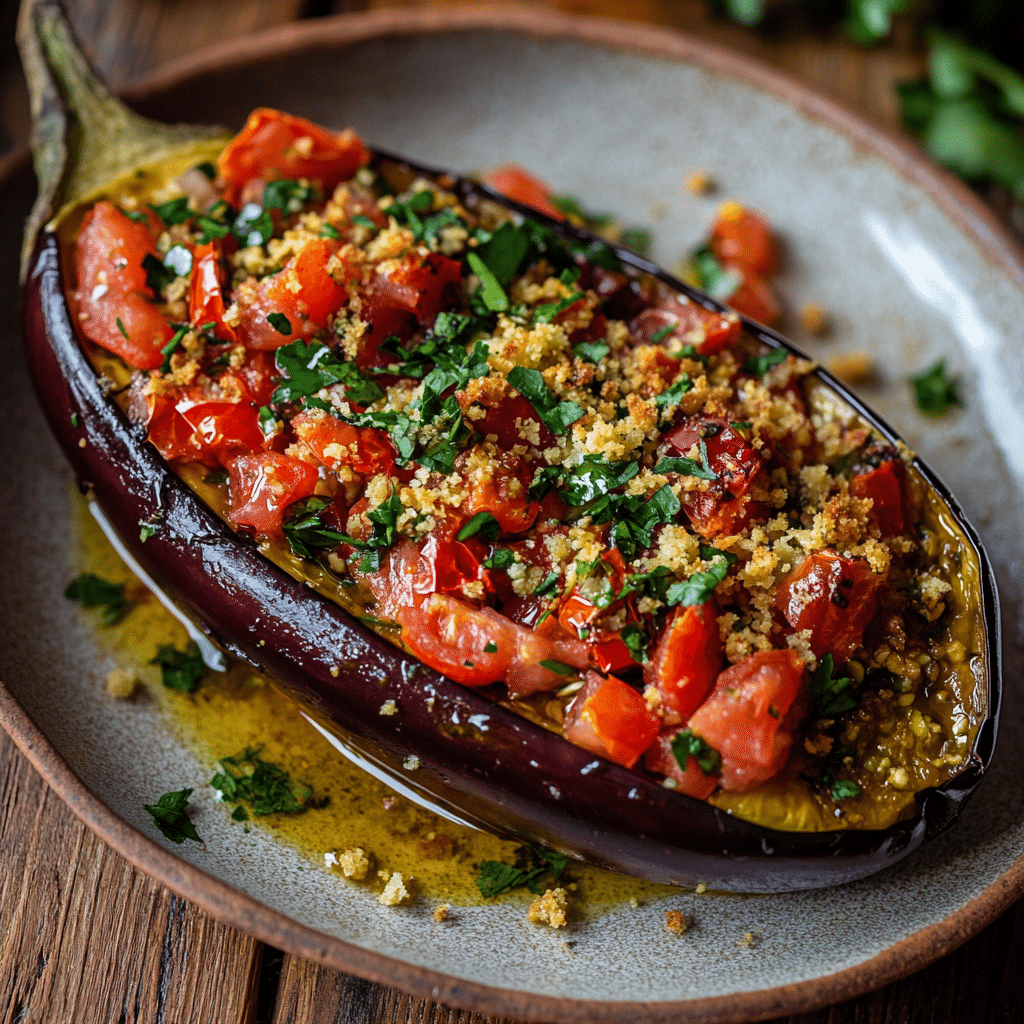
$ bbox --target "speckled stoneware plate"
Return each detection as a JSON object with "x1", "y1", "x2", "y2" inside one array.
[{"x1": 3, "y1": 7, "x2": 1024, "y2": 1022}]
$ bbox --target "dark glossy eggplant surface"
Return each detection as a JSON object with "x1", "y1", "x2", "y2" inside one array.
[{"x1": 21, "y1": 140, "x2": 1001, "y2": 889}]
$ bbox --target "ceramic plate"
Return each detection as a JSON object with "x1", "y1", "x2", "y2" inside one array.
[{"x1": 2, "y1": 8, "x2": 1023, "y2": 1022}]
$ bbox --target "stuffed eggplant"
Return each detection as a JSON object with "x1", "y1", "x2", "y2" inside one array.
[{"x1": 19, "y1": 0, "x2": 1000, "y2": 892}]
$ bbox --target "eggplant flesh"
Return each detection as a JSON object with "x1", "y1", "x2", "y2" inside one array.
[{"x1": 19, "y1": 2, "x2": 1001, "y2": 893}]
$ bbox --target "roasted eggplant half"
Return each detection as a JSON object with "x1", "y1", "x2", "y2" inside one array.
[{"x1": 18, "y1": 0, "x2": 1000, "y2": 892}]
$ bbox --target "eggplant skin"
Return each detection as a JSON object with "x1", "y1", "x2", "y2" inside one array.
[{"x1": 22, "y1": 227, "x2": 996, "y2": 893}]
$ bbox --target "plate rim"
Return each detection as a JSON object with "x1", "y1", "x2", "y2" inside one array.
[{"x1": 5, "y1": 4, "x2": 1024, "y2": 1020}]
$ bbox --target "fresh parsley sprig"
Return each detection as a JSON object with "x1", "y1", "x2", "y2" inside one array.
[
  {"x1": 665, "y1": 545, "x2": 737, "y2": 606},
  {"x1": 144, "y1": 788, "x2": 203, "y2": 844},
  {"x1": 211, "y1": 747, "x2": 316, "y2": 816},
  {"x1": 506, "y1": 367, "x2": 585, "y2": 436},
  {"x1": 671, "y1": 729, "x2": 721, "y2": 776},
  {"x1": 810, "y1": 653, "x2": 858, "y2": 718},
  {"x1": 476, "y1": 844, "x2": 569, "y2": 899},
  {"x1": 151, "y1": 643, "x2": 206, "y2": 693},
  {"x1": 64, "y1": 573, "x2": 133, "y2": 625}
]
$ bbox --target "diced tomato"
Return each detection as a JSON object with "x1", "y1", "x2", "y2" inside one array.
[
  {"x1": 482, "y1": 164, "x2": 565, "y2": 221},
  {"x1": 774, "y1": 551, "x2": 881, "y2": 661},
  {"x1": 292, "y1": 409, "x2": 396, "y2": 476},
  {"x1": 230, "y1": 350, "x2": 279, "y2": 407},
  {"x1": 73, "y1": 201, "x2": 174, "y2": 369},
  {"x1": 850, "y1": 460, "x2": 908, "y2": 538},
  {"x1": 644, "y1": 730, "x2": 718, "y2": 800},
  {"x1": 660, "y1": 416, "x2": 768, "y2": 537},
  {"x1": 217, "y1": 108, "x2": 370, "y2": 206},
  {"x1": 563, "y1": 672, "x2": 661, "y2": 769},
  {"x1": 237, "y1": 238, "x2": 347, "y2": 350},
  {"x1": 226, "y1": 451, "x2": 319, "y2": 536},
  {"x1": 628, "y1": 296, "x2": 741, "y2": 357},
  {"x1": 687, "y1": 649, "x2": 804, "y2": 791},
  {"x1": 643, "y1": 602, "x2": 721, "y2": 725},
  {"x1": 356, "y1": 539, "x2": 421, "y2": 620},
  {"x1": 722, "y1": 268, "x2": 780, "y2": 326},
  {"x1": 189, "y1": 241, "x2": 237, "y2": 343},
  {"x1": 457, "y1": 450, "x2": 540, "y2": 536},
  {"x1": 462, "y1": 391, "x2": 555, "y2": 453},
  {"x1": 588, "y1": 634, "x2": 638, "y2": 675},
  {"x1": 397, "y1": 593, "x2": 587, "y2": 692},
  {"x1": 710, "y1": 202, "x2": 776, "y2": 277},
  {"x1": 413, "y1": 533, "x2": 492, "y2": 601},
  {"x1": 146, "y1": 388, "x2": 265, "y2": 467}
]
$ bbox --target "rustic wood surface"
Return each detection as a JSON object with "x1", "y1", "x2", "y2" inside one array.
[{"x1": 2, "y1": 1, "x2": 1023, "y2": 1022}]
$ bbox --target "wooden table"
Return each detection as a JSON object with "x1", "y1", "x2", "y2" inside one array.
[{"x1": 2, "y1": 2, "x2": 1022, "y2": 1021}]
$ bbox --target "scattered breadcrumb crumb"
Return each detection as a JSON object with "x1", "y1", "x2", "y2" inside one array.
[
  {"x1": 629, "y1": 897, "x2": 639, "y2": 908},
  {"x1": 78, "y1": 438, "x2": 87, "y2": 448},
  {"x1": 104, "y1": 667, "x2": 138, "y2": 699},
  {"x1": 685, "y1": 169, "x2": 714, "y2": 195},
  {"x1": 827, "y1": 350, "x2": 875, "y2": 385},
  {"x1": 800, "y1": 302, "x2": 829, "y2": 335},
  {"x1": 403, "y1": 755, "x2": 420, "y2": 770},
  {"x1": 737, "y1": 930, "x2": 759, "y2": 949},
  {"x1": 379, "y1": 699, "x2": 398, "y2": 716},
  {"x1": 339, "y1": 847, "x2": 370, "y2": 880},
  {"x1": 695, "y1": 882, "x2": 707, "y2": 894},
  {"x1": 528, "y1": 887, "x2": 568, "y2": 928},
  {"x1": 329, "y1": 665, "x2": 339, "y2": 678},
  {"x1": 433, "y1": 903, "x2": 451, "y2": 922},
  {"x1": 665, "y1": 910, "x2": 690, "y2": 935},
  {"x1": 378, "y1": 871, "x2": 409, "y2": 906}
]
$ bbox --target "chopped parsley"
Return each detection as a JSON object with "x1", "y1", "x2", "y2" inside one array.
[
  {"x1": 282, "y1": 496, "x2": 346, "y2": 559},
  {"x1": 506, "y1": 366, "x2": 585, "y2": 436},
  {"x1": 572, "y1": 340, "x2": 610, "y2": 363},
  {"x1": 484, "y1": 548, "x2": 515, "y2": 570},
  {"x1": 232, "y1": 202, "x2": 274, "y2": 247},
  {"x1": 649, "y1": 322, "x2": 677, "y2": 345},
  {"x1": 810, "y1": 653, "x2": 858, "y2": 718},
  {"x1": 742, "y1": 348, "x2": 788, "y2": 377},
  {"x1": 149, "y1": 196, "x2": 193, "y2": 226},
  {"x1": 555, "y1": 454, "x2": 639, "y2": 506},
  {"x1": 160, "y1": 325, "x2": 188, "y2": 373},
  {"x1": 534, "y1": 571, "x2": 561, "y2": 599},
  {"x1": 671, "y1": 729, "x2": 721, "y2": 776},
  {"x1": 620, "y1": 622, "x2": 650, "y2": 663},
  {"x1": 116, "y1": 317, "x2": 129, "y2": 341},
  {"x1": 691, "y1": 245, "x2": 742, "y2": 302},
  {"x1": 910, "y1": 359, "x2": 963, "y2": 416},
  {"x1": 654, "y1": 455, "x2": 718, "y2": 481},
  {"x1": 550, "y1": 194, "x2": 612, "y2": 228},
  {"x1": 339, "y1": 490, "x2": 405, "y2": 571},
  {"x1": 475, "y1": 844, "x2": 568, "y2": 899},
  {"x1": 539, "y1": 658, "x2": 576, "y2": 676},
  {"x1": 266, "y1": 312, "x2": 292, "y2": 336},
  {"x1": 210, "y1": 747, "x2": 317, "y2": 816},
  {"x1": 654, "y1": 375, "x2": 693, "y2": 409},
  {"x1": 666, "y1": 545, "x2": 737, "y2": 606},
  {"x1": 143, "y1": 788, "x2": 203, "y2": 844},
  {"x1": 589, "y1": 484, "x2": 681, "y2": 560},
  {"x1": 456, "y1": 511, "x2": 501, "y2": 542},
  {"x1": 819, "y1": 744, "x2": 861, "y2": 802},
  {"x1": 272, "y1": 339, "x2": 383, "y2": 407},
  {"x1": 467, "y1": 250, "x2": 510, "y2": 312},
  {"x1": 262, "y1": 179, "x2": 318, "y2": 213},
  {"x1": 64, "y1": 573, "x2": 133, "y2": 625},
  {"x1": 151, "y1": 642, "x2": 206, "y2": 693}
]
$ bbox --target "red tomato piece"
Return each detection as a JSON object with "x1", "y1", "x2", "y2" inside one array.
[
  {"x1": 629, "y1": 297, "x2": 741, "y2": 357},
  {"x1": 292, "y1": 409, "x2": 396, "y2": 477},
  {"x1": 774, "y1": 551, "x2": 881, "y2": 661},
  {"x1": 412, "y1": 533, "x2": 492, "y2": 601},
  {"x1": 722, "y1": 268, "x2": 781, "y2": 326},
  {"x1": 457, "y1": 451, "x2": 540, "y2": 536},
  {"x1": 226, "y1": 451, "x2": 319, "y2": 536},
  {"x1": 189, "y1": 241, "x2": 237, "y2": 343},
  {"x1": 643, "y1": 730, "x2": 719, "y2": 800},
  {"x1": 687, "y1": 649, "x2": 804, "y2": 791},
  {"x1": 237, "y1": 238, "x2": 347, "y2": 350},
  {"x1": 372, "y1": 252, "x2": 463, "y2": 325},
  {"x1": 482, "y1": 164, "x2": 565, "y2": 221},
  {"x1": 588, "y1": 634, "x2": 638, "y2": 675},
  {"x1": 146, "y1": 389, "x2": 265, "y2": 467},
  {"x1": 217, "y1": 108, "x2": 370, "y2": 206},
  {"x1": 462, "y1": 391, "x2": 555, "y2": 453},
  {"x1": 710, "y1": 202, "x2": 777, "y2": 277},
  {"x1": 228, "y1": 350, "x2": 279, "y2": 407},
  {"x1": 563, "y1": 672, "x2": 661, "y2": 769},
  {"x1": 660, "y1": 416, "x2": 768, "y2": 537},
  {"x1": 397, "y1": 593, "x2": 586, "y2": 692},
  {"x1": 643, "y1": 602, "x2": 721, "y2": 725},
  {"x1": 850, "y1": 460, "x2": 908, "y2": 538},
  {"x1": 73, "y1": 201, "x2": 173, "y2": 369}
]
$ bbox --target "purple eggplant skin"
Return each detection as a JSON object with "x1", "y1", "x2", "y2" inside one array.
[{"x1": 22, "y1": 187, "x2": 1001, "y2": 891}]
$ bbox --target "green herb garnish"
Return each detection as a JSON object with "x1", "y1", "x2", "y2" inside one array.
[
  {"x1": 456, "y1": 511, "x2": 501, "y2": 542},
  {"x1": 150, "y1": 197, "x2": 193, "y2": 226},
  {"x1": 654, "y1": 455, "x2": 718, "y2": 481},
  {"x1": 671, "y1": 729, "x2": 721, "y2": 776},
  {"x1": 666, "y1": 545, "x2": 737, "y2": 606},
  {"x1": 151, "y1": 642, "x2": 206, "y2": 693},
  {"x1": 64, "y1": 573, "x2": 133, "y2": 625},
  {"x1": 266, "y1": 312, "x2": 292, "y2": 336},
  {"x1": 476, "y1": 844, "x2": 568, "y2": 899},
  {"x1": 910, "y1": 359, "x2": 963, "y2": 416},
  {"x1": 742, "y1": 348, "x2": 787, "y2": 377},
  {"x1": 506, "y1": 366, "x2": 585, "y2": 436},
  {"x1": 210, "y1": 747, "x2": 316, "y2": 816},
  {"x1": 143, "y1": 788, "x2": 203, "y2": 844},
  {"x1": 282, "y1": 496, "x2": 346, "y2": 559},
  {"x1": 810, "y1": 653, "x2": 858, "y2": 718}
]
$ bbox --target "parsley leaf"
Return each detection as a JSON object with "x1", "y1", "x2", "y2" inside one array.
[
  {"x1": 456, "y1": 511, "x2": 500, "y2": 542},
  {"x1": 210, "y1": 747, "x2": 316, "y2": 816},
  {"x1": 654, "y1": 455, "x2": 718, "y2": 481},
  {"x1": 474, "y1": 221, "x2": 530, "y2": 287},
  {"x1": 534, "y1": 570, "x2": 561, "y2": 598},
  {"x1": 589, "y1": 484, "x2": 681, "y2": 560},
  {"x1": 810, "y1": 653, "x2": 858, "y2": 718},
  {"x1": 538, "y1": 659, "x2": 576, "y2": 676},
  {"x1": 506, "y1": 366, "x2": 585, "y2": 436},
  {"x1": 573, "y1": 340, "x2": 610, "y2": 363},
  {"x1": 620, "y1": 622, "x2": 650, "y2": 664},
  {"x1": 476, "y1": 845, "x2": 568, "y2": 899},
  {"x1": 654, "y1": 376, "x2": 693, "y2": 409},
  {"x1": 273, "y1": 340, "x2": 383, "y2": 407},
  {"x1": 339, "y1": 491, "x2": 405, "y2": 571},
  {"x1": 151, "y1": 643, "x2": 206, "y2": 693},
  {"x1": 830, "y1": 779, "x2": 861, "y2": 800},
  {"x1": 150, "y1": 197, "x2": 193, "y2": 226},
  {"x1": 283, "y1": 496, "x2": 346, "y2": 559},
  {"x1": 64, "y1": 573, "x2": 133, "y2": 625},
  {"x1": 550, "y1": 194, "x2": 612, "y2": 228},
  {"x1": 143, "y1": 788, "x2": 203, "y2": 844},
  {"x1": 263, "y1": 179, "x2": 318, "y2": 213},
  {"x1": 691, "y1": 245, "x2": 743, "y2": 302},
  {"x1": 671, "y1": 729, "x2": 721, "y2": 776},
  {"x1": 909, "y1": 359, "x2": 963, "y2": 416},
  {"x1": 666, "y1": 545, "x2": 736, "y2": 606},
  {"x1": 467, "y1": 251, "x2": 510, "y2": 312},
  {"x1": 267, "y1": 312, "x2": 292, "y2": 335},
  {"x1": 232, "y1": 202, "x2": 274, "y2": 247},
  {"x1": 743, "y1": 348, "x2": 788, "y2": 377},
  {"x1": 484, "y1": 548, "x2": 515, "y2": 570},
  {"x1": 556, "y1": 454, "x2": 639, "y2": 506}
]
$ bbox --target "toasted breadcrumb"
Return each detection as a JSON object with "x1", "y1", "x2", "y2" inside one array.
[
  {"x1": 800, "y1": 302, "x2": 829, "y2": 335},
  {"x1": 665, "y1": 910, "x2": 690, "y2": 935},
  {"x1": 685, "y1": 169, "x2": 714, "y2": 194},
  {"x1": 737, "y1": 930, "x2": 759, "y2": 949},
  {"x1": 378, "y1": 871, "x2": 409, "y2": 905},
  {"x1": 105, "y1": 668, "x2": 138, "y2": 699},
  {"x1": 827, "y1": 350, "x2": 875, "y2": 385},
  {"x1": 339, "y1": 847, "x2": 370, "y2": 880},
  {"x1": 528, "y1": 887, "x2": 568, "y2": 928},
  {"x1": 433, "y1": 903, "x2": 451, "y2": 922},
  {"x1": 379, "y1": 699, "x2": 398, "y2": 716}
]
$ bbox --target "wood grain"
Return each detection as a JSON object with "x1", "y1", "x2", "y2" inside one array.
[
  {"x1": 2, "y1": 2, "x2": 1023, "y2": 1023},
  {"x1": 0, "y1": 728, "x2": 261, "y2": 1024}
]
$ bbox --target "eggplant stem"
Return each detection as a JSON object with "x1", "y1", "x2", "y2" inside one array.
[{"x1": 16, "y1": 0, "x2": 227, "y2": 280}]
